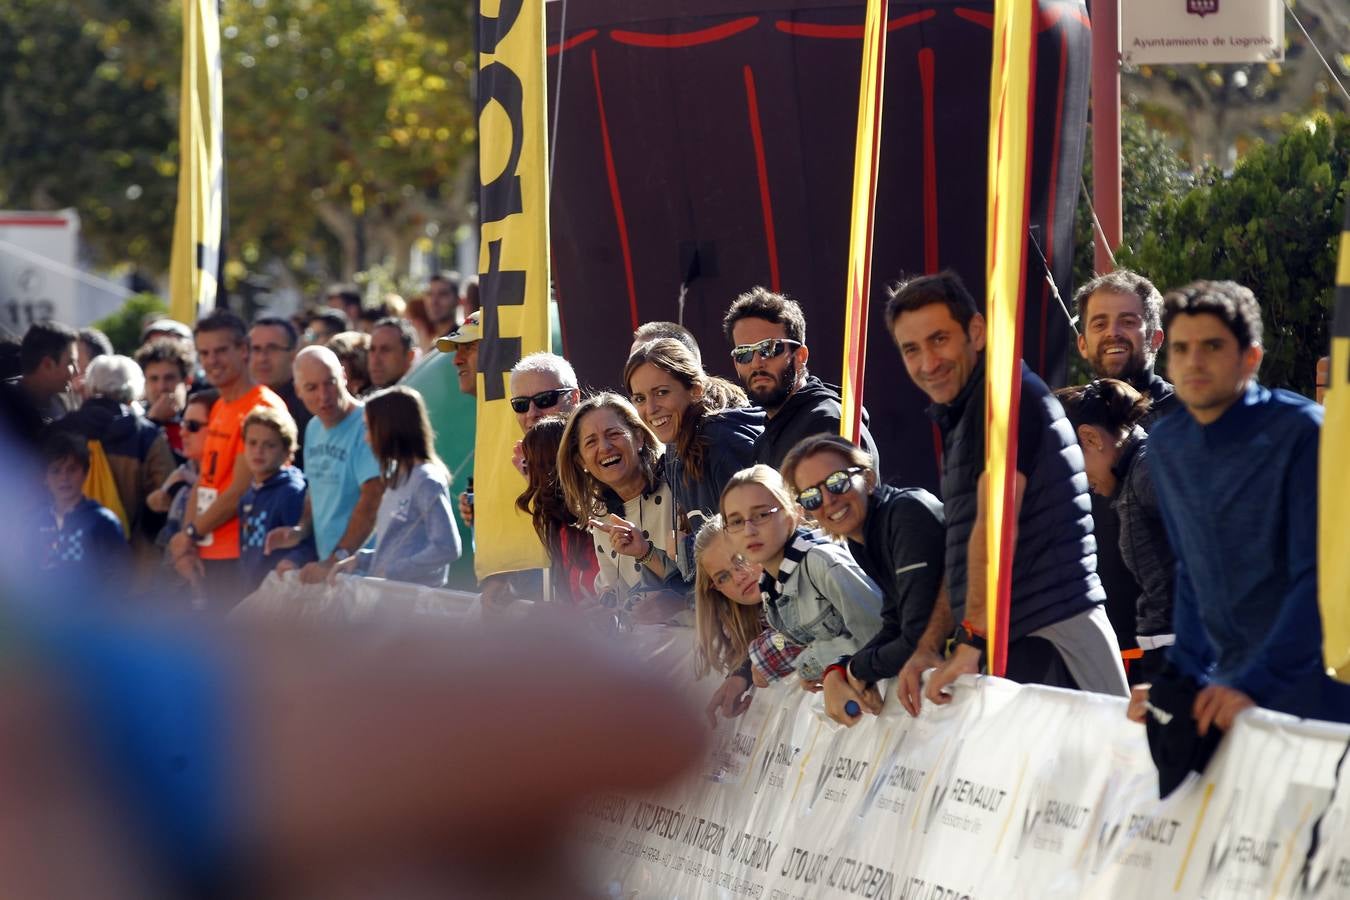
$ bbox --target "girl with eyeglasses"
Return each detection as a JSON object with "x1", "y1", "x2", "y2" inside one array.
[
  {"x1": 515, "y1": 415, "x2": 600, "y2": 607},
  {"x1": 557, "y1": 393, "x2": 688, "y2": 623},
  {"x1": 781, "y1": 435, "x2": 946, "y2": 722},
  {"x1": 1054, "y1": 378, "x2": 1173, "y2": 683},
  {"x1": 625, "y1": 338, "x2": 763, "y2": 578},
  {"x1": 718, "y1": 464, "x2": 883, "y2": 723}
]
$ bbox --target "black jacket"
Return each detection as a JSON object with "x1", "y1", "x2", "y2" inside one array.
[
  {"x1": 846, "y1": 484, "x2": 946, "y2": 683},
  {"x1": 931, "y1": 357, "x2": 1102, "y2": 640},
  {"x1": 752, "y1": 376, "x2": 879, "y2": 474},
  {"x1": 1091, "y1": 370, "x2": 1177, "y2": 649},
  {"x1": 665, "y1": 406, "x2": 763, "y2": 576},
  {"x1": 1112, "y1": 433, "x2": 1175, "y2": 639}
]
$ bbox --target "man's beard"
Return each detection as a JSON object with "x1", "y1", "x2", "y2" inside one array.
[
  {"x1": 1092, "y1": 339, "x2": 1149, "y2": 384},
  {"x1": 746, "y1": 357, "x2": 796, "y2": 412}
]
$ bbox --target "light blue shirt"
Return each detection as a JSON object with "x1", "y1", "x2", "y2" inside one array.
[{"x1": 303, "y1": 404, "x2": 381, "y2": 559}]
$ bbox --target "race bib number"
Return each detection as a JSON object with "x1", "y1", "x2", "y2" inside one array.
[{"x1": 195, "y1": 486, "x2": 218, "y2": 548}]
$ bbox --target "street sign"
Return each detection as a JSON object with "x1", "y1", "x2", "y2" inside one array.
[{"x1": 1122, "y1": 0, "x2": 1284, "y2": 65}]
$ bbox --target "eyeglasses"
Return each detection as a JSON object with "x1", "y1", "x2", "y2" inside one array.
[
  {"x1": 796, "y1": 467, "x2": 863, "y2": 511},
  {"x1": 724, "y1": 507, "x2": 781, "y2": 534},
  {"x1": 713, "y1": 554, "x2": 756, "y2": 588},
  {"x1": 250, "y1": 343, "x2": 292, "y2": 355},
  {"x1": 509, "y1": 388, "x2": 572, "y2": 415},
  {"x1": 183, "y1": 419, "x2": 209, "y2": 434},
  {"x1": 730, "y1": 339, "x2": 802, "y2": 366}
]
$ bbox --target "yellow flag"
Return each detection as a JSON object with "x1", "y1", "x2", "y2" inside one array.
[
  {"x1": 168, "y1": 0, "x2": 223, "y2": 324},
  {"x1": 983, "y1": 0, "x2": 1036, "y2": 675},
  {"x1": 839, "y1": 0, "x2": 889, "y2": 443},
  {"x1": 474, "y1": 0, "x2": 551, "y2": 579},
  {"x1": 1321, "y1": 202, "x2": 1350, "y2": 679}
]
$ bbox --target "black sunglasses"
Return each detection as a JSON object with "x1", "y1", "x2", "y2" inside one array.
[
  {"x1": 183, "y1": 419, "x2": 208, "y2": 434},
  {"x1": 509, "y1": 388, "x2": 571, "y2": 415},
  {"x1": 796, "y1": 467, "x2": 863, "y2": 511},
  {"x1": 730, "y1": 338, "x2": 802, "y2": 366}
]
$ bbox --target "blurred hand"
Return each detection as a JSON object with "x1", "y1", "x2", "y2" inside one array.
[
  {"x1": 1127, "y1": 684, "x2": 1151, "y2": 724},
  {"x1": 458, "y1": 491, "x2": 474, "y2": 528},
  {"x1": 298, "y1": 560, "x2": 333, "y2": 585},
  {"x1": 628, "y1": 593, "x2": 686, "y2": 626},
  {"x1": 705, "y1": 674, "x2": 752, "y2": 728},
  {"x1": 264, "y1": 525, "x2": 304, "y2": 556},
  {"x1": 924, "y1": 644, "x2": 980, "y2": 707},
  {"x1": 1194, "y1": 684, "x2": 1253, "y2": 736},
  {"x1": 896, "y1": 648, "x2": 944, "y2": 717},
  {"x1": 822, "y1": 669, "x2": 864, "y2": 727},
  {"x1": 511, "y1": 441, "x2": 527, "y2": 476}
]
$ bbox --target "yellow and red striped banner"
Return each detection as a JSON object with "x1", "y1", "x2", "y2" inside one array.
[
  {"x1": 1320, "y1": 198, "x2": 1350, "y2": 680},
  {"x1": 839, "y1": 0, "x2": 889, "y2": 443},
  {"x1": 474, "y1": 0, "x2": 551, "y2": 579},
  {"x1": 983, "y1": 0, "x2": 1037, "y2": 676},
  {"x1": 168, "y1": 0, "x2": 224, "y2": 324}
]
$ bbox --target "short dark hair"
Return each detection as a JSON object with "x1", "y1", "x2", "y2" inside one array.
[
  {"x1": 1073, "y1": 269, "x2": 1163, "y2": 338},
  {"x1": 251, "y1": 315, "x2": 300, "y2": 350},
  {"x1": 1054, "y1": 378, "x2": 1152, "y2": 438},
  {"x1": 20, "y1": 321, "x2": 78, "y2": 374},
  {"x1": 429, "y1": 270, "x2": 461, "y2": 294},
  {"x1": 42, "y1": 430, "x2": 90, "y2": 471},
  {"x1": 193, "y1": 309, "x2": 248, "y2": 343},
  {"x1": 722, "y1": 287, "x2": 807, "y2": 345},
  {"x1": 1162, "y1": 280, "x2": 1263, "y2": 348},
  {"x1": 134, "y1": 338, "x2": 195, "y2": 380},
  {"x1": 308, "y1": 309, "x2": 350, "y2": 333},
  {"x1": 186, "y1": 387, "x2": 220, "y2": 416},
  {"x1": 78, "y1": 328, "x2": 114, "y2": 361},
  {"x1": 634, "y1": 321, "x2": 701, "y2": 361},
  {"x1": 325, "y1": 283, "x2": 362, "y2": 309},
  {"x1": 373, "y1": 316, "x2": 417, "y2": 352},
  {"x1": 884, "y1": 270, "x2": 979, "y2": 332}
]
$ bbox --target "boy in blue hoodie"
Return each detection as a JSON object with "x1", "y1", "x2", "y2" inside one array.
[
  {"x1": 36, "y1": 431, "x2": 128, "y2": 581},
  {"x1": 238, "y1": 407, "x2": 314, "y2": 594}
]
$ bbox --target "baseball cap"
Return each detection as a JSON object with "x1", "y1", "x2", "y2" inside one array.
[
  {"x1": 141, "y1": 319, "x2": 193, "y2": 343},
  {"x1": 434, "y1": 309, "x2": 482, "y2": 352}
]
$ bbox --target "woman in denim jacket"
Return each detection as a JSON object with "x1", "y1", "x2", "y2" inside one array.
[{"x1": 719, "y1": 465, "x2": 883, "y2": 719}]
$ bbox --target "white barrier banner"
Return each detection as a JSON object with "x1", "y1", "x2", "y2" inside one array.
[{"x1": 581, "y1": 664, "x2": 1350, "y2": 899}]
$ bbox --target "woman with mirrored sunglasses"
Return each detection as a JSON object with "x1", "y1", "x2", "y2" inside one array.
[
  {"x1": 781, "y1": 434, "x2": 947, "y2": 723},
  {"x1": 624, "y1": 339, "x2": 763, "y2": 579}
]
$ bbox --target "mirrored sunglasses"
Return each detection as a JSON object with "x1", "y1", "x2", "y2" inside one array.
[
  {"x1": 796, "y1": 467, "x2": 863, "y2": 511},
  {"x1": 730, "y1": 338, "x2": 801, "y2": 366}
]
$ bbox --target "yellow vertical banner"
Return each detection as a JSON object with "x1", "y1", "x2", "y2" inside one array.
[
  {"x1": 839, "y1": 0, "x2": 889, "y2": 443},
  {"x1": 1321, "y1": 200, "x2": 1350, "y2": 680},
  {"x1": 168, "y1": 0, "x2": 223, "y2": 325},
  {"x1": 983, "y1": 0, "x2": 1037, "y2": 676},
  {"x1": 474, "y1": 0, "x2": 550, "y2": 579}
]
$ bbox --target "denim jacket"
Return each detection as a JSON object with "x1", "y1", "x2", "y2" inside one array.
[{"x1": 759, "y1": 529, "x2": 884, "y2": 681}]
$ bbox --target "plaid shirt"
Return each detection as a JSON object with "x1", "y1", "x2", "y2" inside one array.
[{"x1": 748, "y1": 628, "x2": 804, "y2": 682}]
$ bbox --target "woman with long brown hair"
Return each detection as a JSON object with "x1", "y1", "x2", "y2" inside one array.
[
  {"x1": 625, "y1": 338, "x2": 763, "y2": 577},
  {"x1": 327, "y1": 386, "x2": 461, "y2": 586},
  {"x1": 515, "y1": 415, "x2": 600, "y2": 606},
  {"x1": 557, "y1": 392, "x2": 687, "y2": 623}
]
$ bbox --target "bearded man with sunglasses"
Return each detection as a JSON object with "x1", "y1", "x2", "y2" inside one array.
[{"x1": 722, "y1": 287, "x2": 879, "y2": 472}]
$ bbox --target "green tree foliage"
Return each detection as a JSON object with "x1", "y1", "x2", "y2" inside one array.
[
  {"x1": 0, "y1": 0, "x2": 179, "y2": 272},
  {"x1": 220, "y1": 0, "x2": 477, "y2": 284},
  {"x1": 92, "y1": 292, "x2": 167, "y2": 354},
  {"x1": 1120, "y1": 114, "x2": 1349, "y2": 393},
  {"x1": 1074, "y1": 113, "x2": 1191, "y2": 291}
]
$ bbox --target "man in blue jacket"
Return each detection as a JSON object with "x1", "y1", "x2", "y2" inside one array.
[{"x1": 1149, "y1": 281, "x2": 1350, "y2": 729}]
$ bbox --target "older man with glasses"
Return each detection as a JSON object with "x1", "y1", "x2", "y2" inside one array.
[{"x1": 722, "y1": 287, "x2": 879, "y2": 472}]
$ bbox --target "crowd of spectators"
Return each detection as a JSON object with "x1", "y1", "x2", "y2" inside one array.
[{"x1": 1, "y1": 265, "x2": 1345, "y2": 743}]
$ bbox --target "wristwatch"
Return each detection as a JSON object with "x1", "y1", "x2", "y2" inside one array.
[
  {"x1": 333, "y1": 548, "x2": 351, "y2": 563},
  {"x1": 184, "y1": 523, "x2": 202, "y2": 543},
  {"x1": 954, "y1": 621, "x2": 988, "y2": 655}
]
